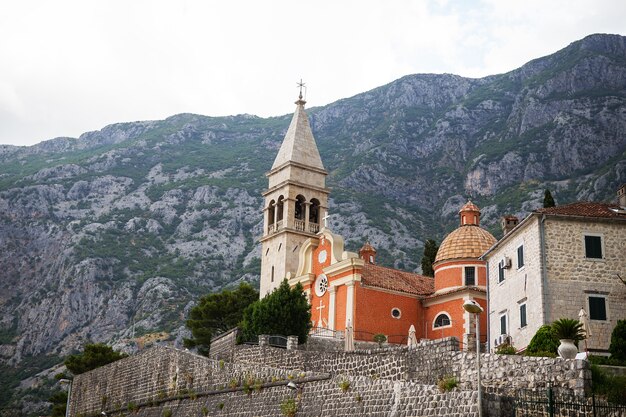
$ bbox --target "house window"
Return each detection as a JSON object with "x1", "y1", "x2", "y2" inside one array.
[
  {"x1": 499, "y1": 313, "x2": 507, "y2": 335},
  {"x1": 498, "y1": 262, "x2": 505, "y2": 283},
  {"x1": 464, "y1": 267, "x2": 476, "y2": 286},
  {"x1": 589, "y1": 296, "x2": 607, "y2": 321},
  {"x1": 391, "y1": 308, "x2": 401, "y2": 319},
  {"x1": 271, "y1": 266, "x2": 274, "y2": 282},
  {"x1": 584, "y1": 235, "x2": 603, "y2": 259},
  {"x1": 519, "y1": 304, "x2": 527, "y2": 328},
  {"x1": 434, "y1": 313, "x2": 451, "y2": 328},
  {"x1": 517, "y1": 245, "x2": 524, "y2": 269}
]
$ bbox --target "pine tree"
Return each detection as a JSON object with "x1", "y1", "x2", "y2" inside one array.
[
  {"x1": 421, "y1": 239, "x2": 439, "y2": 277},
  {"x1": 239, "y1": 280, "x2": 312, "y2": 344},
  {"x1": 184, "y1": 282, "x2": 258, "y2": 355},
  {"x1": 64, "y1": 343, "x2": 127, "y2": 375},
  {"x1": 543, "y1": 189, "x2": 556, "y2": 208}
]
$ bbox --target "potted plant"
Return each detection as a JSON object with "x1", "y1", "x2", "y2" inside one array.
[{"x1": 552, "y1": 318, "x2": 585, "y2": 359}]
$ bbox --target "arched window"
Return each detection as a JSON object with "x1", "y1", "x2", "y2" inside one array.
[
  {"x1": 276, "y1": 195, "x2": 284, "y2": 222},
  {"x1": 309, "y1": 198, "x2": 320, "y2": 224},
  {"x1": 433, "y1": 313, "x2": 451, "y2": 328},
  {"x1": 295, "y1": 195, "x2": 306, "y2": 220}
]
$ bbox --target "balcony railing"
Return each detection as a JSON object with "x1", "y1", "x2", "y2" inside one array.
[
  {"x1": 294, "y1": 219, "x2": 305, "y2": 231},
  {"x1": 309, "y1": 222, "x2": 319, "y2": 233}
]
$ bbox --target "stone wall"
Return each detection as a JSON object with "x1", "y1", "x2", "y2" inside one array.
[
  {"x1": 69, "y1": 338, "x2": 592, "y2": 417},
  {"x1": 544, "y1": 217, "x2": 626, "y2": 351},
  {"x1": 209, "y1": 328, "x2": 238, "y2": 361},
  {"x1": 68, "y1": 346, "x2": 322, "y2": 417}
]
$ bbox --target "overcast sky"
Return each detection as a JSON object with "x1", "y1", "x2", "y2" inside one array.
[{"x1": 1, "y1": 0, "x2": 624, "y2": 146}]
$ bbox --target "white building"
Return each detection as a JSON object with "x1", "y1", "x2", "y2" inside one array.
[{"x1": 482, "y1": 189, "x2": 626, "y2": 354}]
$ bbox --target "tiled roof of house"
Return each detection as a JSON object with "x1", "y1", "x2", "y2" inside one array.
[
  {"x1": 361, "y1": 263, "x2": 434, "y2": 296},
  {"x1": 434, "y1": 225, "x2": 497, "y2": 264},
  {"x1": 534, "y1": 202, "x2": 626, "y2": 219}
]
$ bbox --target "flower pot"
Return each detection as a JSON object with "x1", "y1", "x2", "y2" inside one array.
[{"x1": 558, "y1": 339, "x2": 578, "y2": 359}]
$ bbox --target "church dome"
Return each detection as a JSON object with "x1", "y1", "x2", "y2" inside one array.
[
  {"x1": 434, "y1": 225, "x2": 496, "y2": 264},
  {"x1": 434, "y1": 200, "x2": 496, "y2": 264}
]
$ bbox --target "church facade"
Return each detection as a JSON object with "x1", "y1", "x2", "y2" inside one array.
[{"x1": 260, "y1": 92, "x2": 495, "y2": 347}]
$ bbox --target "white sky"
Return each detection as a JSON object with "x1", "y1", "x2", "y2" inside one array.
[{"x1": 0, "y1": 0, "x2": 624, "y2": 146}]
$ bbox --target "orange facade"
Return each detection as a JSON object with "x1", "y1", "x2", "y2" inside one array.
[{"x1": 354, "y1": 285, "x2": 421, "y2": 341}]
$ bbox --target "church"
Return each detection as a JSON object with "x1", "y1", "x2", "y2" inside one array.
[{"x1": 260, "y1": 90, "x2": 496, "y2": 347}]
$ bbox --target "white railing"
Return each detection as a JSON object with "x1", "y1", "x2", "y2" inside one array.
[
  {"x1": 267, "y1": 224, "x2": 275, "y2": 234},
  {"x1": 294, "y1": 219, "x2": 305, "y2": 231},
  {"x1": 309, "y1": 222, "x2": 319, "y2": 233}
]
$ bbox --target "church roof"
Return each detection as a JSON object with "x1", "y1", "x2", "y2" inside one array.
[
  {"x1": 459, "y1": 201, "x2": 480, "y2": 213},
  {"x1": 271, "y1": 99, "x2": 325, "y2": 171},
  {"x1": 361, "y1": 263, "x2": 433, "y2": 296},
  {"x1": 434, "y1": 225, "x2": 496, "y2": 264}
]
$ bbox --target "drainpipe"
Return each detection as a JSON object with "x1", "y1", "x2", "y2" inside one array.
[
  {"x1": 538, "y1": 214, "x2": 550, "y2": 325},
  {"x1": 485, "y1": 260, "x2": 490, "y2": 351}
]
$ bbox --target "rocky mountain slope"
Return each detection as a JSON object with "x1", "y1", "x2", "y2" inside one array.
[{"x1": 0, "y1": 33, "x2": 625, "y2": 413}]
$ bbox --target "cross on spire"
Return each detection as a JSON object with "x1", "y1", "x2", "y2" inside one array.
[{"x1": 297, "y1": 79, "x2": 305, "y2": 99}]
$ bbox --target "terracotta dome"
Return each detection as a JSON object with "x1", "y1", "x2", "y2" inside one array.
[{"x1": 434, "y1": 225, "x2": 496, "y2": 264}]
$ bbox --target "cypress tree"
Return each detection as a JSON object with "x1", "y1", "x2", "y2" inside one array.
[
  {"x1": 421, "y1": 239, "x2": 439, "y2": 277},
  {"x1": 543, "y1": 189, "x2": 556, "y2": 208}
]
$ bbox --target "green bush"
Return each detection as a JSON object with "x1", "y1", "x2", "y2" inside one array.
[
  {"x1": 525, "y1": 325, "x2": 560, "y2": 356},
  {"x1": 589, "y1": 355, "x2": 626, "y2": 367},
  {"x1": 591, "y1": 364, "x2": 626, "y2": 405},
  {"x1": 495, "y1": 344, "x2": 517, "y2": 355},
  {"x1": 437, "y1": 375, "x2": 458, "y2": 392},
  {"x1": 280, "y1": 398, "x2": 297, "y2": 417},
  {"x1": 373, "y1": 333, "x2": 387, "y2": 347},
  {"x1": 610, "y1": 320, "x2": 626, "y2": 362}
]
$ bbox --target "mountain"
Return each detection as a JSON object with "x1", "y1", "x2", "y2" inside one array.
[{"x1": 1, "y1": 33, "x2": 625, "y2": 414}]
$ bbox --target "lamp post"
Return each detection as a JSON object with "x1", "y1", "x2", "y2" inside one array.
[
  {"x1": 58, "y1": 378, "x2": 72, "y2": 417},
  {"x1": 463, "y1": 299, "x2": 484, "y2": 417}
]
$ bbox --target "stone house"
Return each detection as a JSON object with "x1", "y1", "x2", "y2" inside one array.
[{"x1": 482, "y1": 195, "x2": 626, "y2": 354}]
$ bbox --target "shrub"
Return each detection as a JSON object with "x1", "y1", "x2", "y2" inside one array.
[
  {"x1": 218, "y1": 403, "x2": 224, "y2": 410},
  {"x1": 373, "y1": 333, "x2": 387, "y2": 347},
  {"x1": 280, "y1": 398, "x2": 298, "y2": 417},
  {"x1": 526, "y1": 325, "x2": 560, "y2": 356},
  {"x1": 437, "y1": 375, "x2": 458, "y2": 392},
  {"x1": 162, "y1": 409, "x2": 172, "y2": 417},
  {"x1": 495, "y1": 344, "x2": 517, "y2": 355},
  {"x1": 591, "y1": 364, "x2": 626, "y2": 405},
  {"x1": 228, "y1": 378, "x2": 239, "y2": 389},
  {"x1": 127, "y1": 402, "x2": 138, "y2": 412},
  {"x1": 201, "y1": 406, "x2": 209, "y2": 416},
  {"x1": 609, "y1": 320, "x2": 626, "y2": 362},
  {"x1": 552, "y1": 318, "x2": 585, "y2": 341},
  {"x1": 338, "y1": 379, "x2": 350, "y2": 392}
]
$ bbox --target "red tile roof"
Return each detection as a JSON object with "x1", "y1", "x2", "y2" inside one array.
[
  {"x1": 361, "y1": 263, "x2": 434, "y2": 296},
  {"x1": 534, "y1": 202, "x2": 626, "y2": 219}
]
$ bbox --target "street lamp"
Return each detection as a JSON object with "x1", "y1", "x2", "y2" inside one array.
[
  {"x1": 463, "y1": 299, "x2": 484, "y2": 417},
  {"x1": 58, "y1": 379, "x2": 72, "y2": 417}
]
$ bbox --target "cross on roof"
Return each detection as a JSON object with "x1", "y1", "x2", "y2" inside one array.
[{"x1": 322, "y1": 212, "x2": 330, "y2": 228}]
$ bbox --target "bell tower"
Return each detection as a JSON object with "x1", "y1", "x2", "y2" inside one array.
[{"x1": 260, "y1": 84, "x2": 329, "y2": 296}]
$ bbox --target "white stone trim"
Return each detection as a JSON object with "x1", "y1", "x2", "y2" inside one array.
[
  {"x1": 581, "y1": 232, "x2": 605, "y2": 261},
  {"x1": 432, "y1": 311, "x2": 452, "y2": 330},
  {"x1": 329, "y1": 274, "x2": 362, "y2": 288},
  {"x1": 435, "y1": 263, "x2": 486, "y2": 273},
  {"x1": 586, "y1": 293, "x2": 609, "y2": 322},
  {"x1": 390, "y1": 307, "x2": 402, "y2": 319},
  {"x1": 345, "y1": 281, "x2": 355, "y2": 327},
  {"x1": 328, "y1": 286, "x2": 336, "y2": 330}
]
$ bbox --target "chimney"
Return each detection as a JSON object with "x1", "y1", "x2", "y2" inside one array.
[
  {"x1": 501, "y1": 216, "x2": 519, "y2": 235},
  {"x1": 359, "y1": 242, "x2": 377, "y2": 264},
  {"x1": 618, "y1": 184, "x2": 626, "y2": 208}
]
